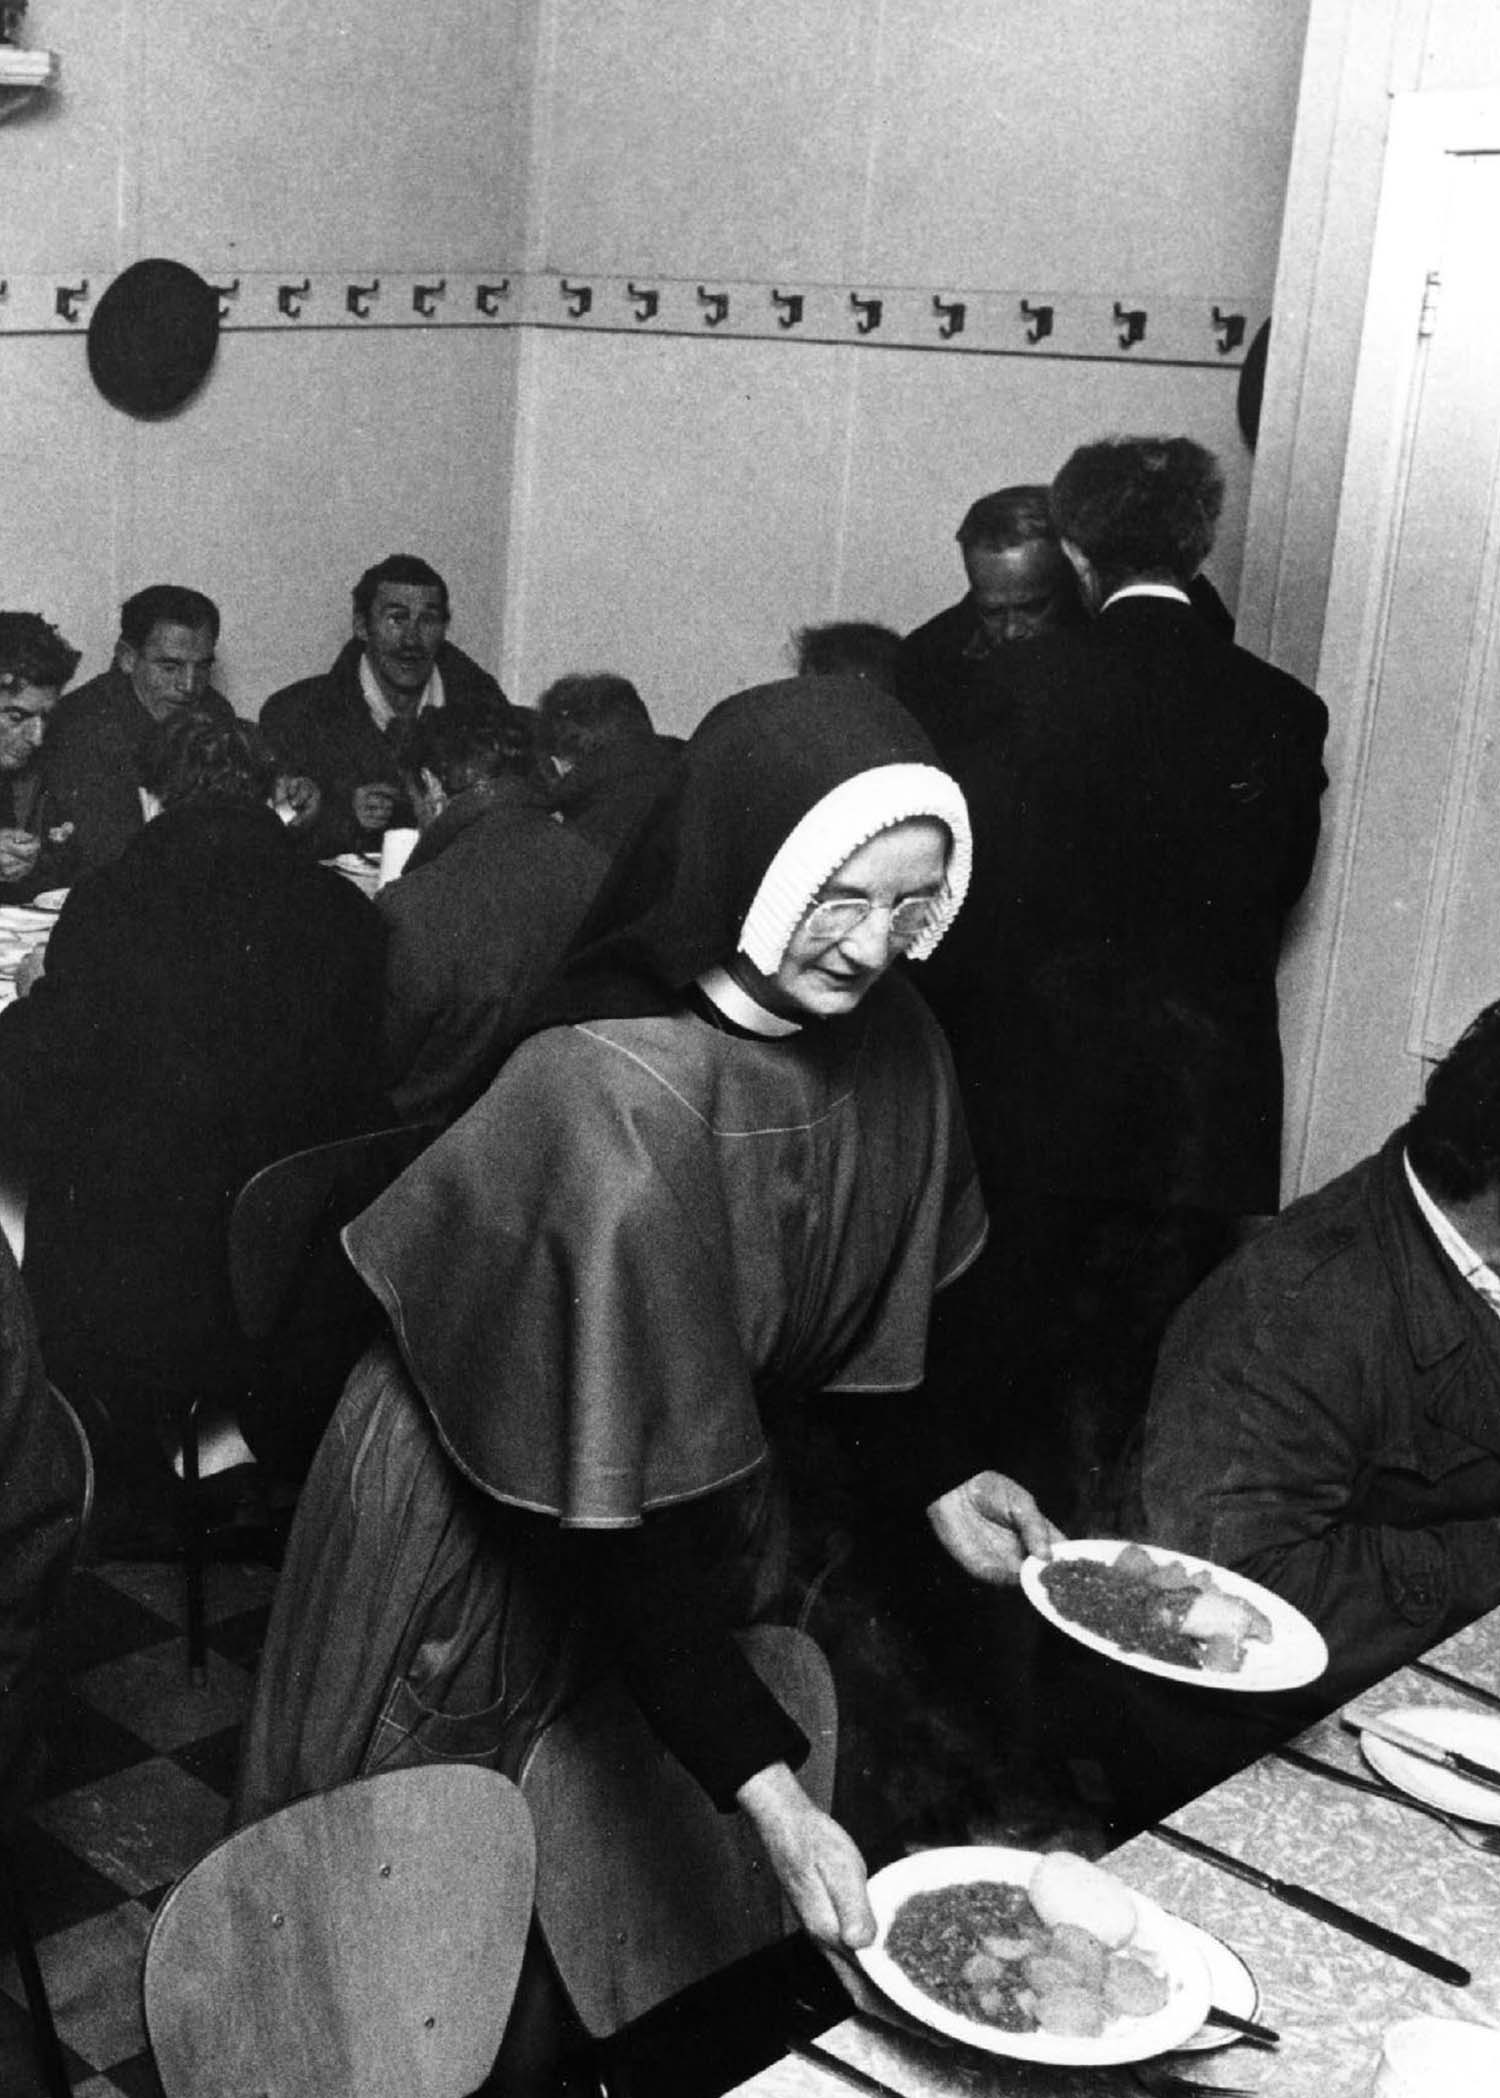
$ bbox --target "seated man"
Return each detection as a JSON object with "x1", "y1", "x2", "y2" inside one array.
[
  {"x1": 0, "y1": 713, "x2": 387, "y2": 1544},
  {"x1": 42, "y1": 584, "x2": 232, "y2": 877},
  {"x1": 0, "y1": 612, "x2": 81, "y2": 901},
  {"x1": 260, "y1": 553, "x2": 510, "y2": 860},
  {"x1": 380, "y1": 706, "x2": 611, "y2": 1124},
  {"x1": 535, "y1": 671, "x2": 679, "y2": 853},
  {"x1": 1139, "y1": 996, "x2": 1500, "y2": 1714},
  {"x1": 894, "y1": 484, "x2": 1081, "y2": 755}
]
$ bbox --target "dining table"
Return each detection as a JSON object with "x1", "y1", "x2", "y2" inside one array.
[{"x1": 727, "y1": 1606, "x2": 1500, "y2": 2098}]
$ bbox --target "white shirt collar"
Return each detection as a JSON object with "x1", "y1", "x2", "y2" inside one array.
[
  {"x1": 359, "y1": 651, "x2": 445, "y2": 732},
  {"x1": 1100, "y1": 582, "x2": 1191, "y2": 610},
  {"x1": 1404, "y1": 1150, "x2": 1500, "y2": 1320},
  {"x1": 697, "y1": 964, "x2": 802, "y2": 1037}
]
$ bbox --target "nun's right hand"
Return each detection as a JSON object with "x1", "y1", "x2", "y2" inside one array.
[{"x1": 736, "y1": 1762, "x2": 876, "y2": 1950}]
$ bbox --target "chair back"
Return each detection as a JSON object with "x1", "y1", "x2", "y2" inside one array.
[
  {"x1": 519, "y1": 1624, "x2": 836, "y2": 2038},
  {"x1": 143, "y1": 1764, "x2": 535, "y2": 2098},
  {"x1": 228, "y1": 1120, "x2": 441, "y2": 1342}
]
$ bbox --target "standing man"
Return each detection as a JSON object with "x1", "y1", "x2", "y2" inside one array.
[
  {"x1": 0, "y1": 612, "x2": 81, "y2": 900},
  {"x1": 894, "y1": 485, "x2": 1082, "y2": 756},
  {"x1": 930, "y1": 436, "x2": 1329, "y2": 1524},
  {"x1": 259, "y1": 553, "x2": 512, "y2": 860},
  {"x1": 42, "y1": 584, "x2": 231, "y2": 877}
]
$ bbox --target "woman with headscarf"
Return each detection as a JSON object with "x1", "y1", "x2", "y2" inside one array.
[{"x1": 235, "y1": 676, "x2": 1057, "y2": 1952}]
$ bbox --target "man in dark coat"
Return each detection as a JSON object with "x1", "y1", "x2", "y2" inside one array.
[
  {"x1": 378, "y1": 706, "x2": 612, "y2": 1124},
  {"x1": 1141, "y1": 997, "x2": 1500, "y2": 1711},
  {"x1": 0, "y1": 713, "x2": 387, "y2": 1535},
  {"x1": 894, "y1": 484, "x2": 1083, "y2": 759},
  {"x1": 534, "y1": 671, "x2": 680, "y2": 855},
  {"x1": 259, "y1": 552, "x2": 513, "y2": 860},
  {"x1": 1041, "y1": 997, "x2": 1500, "y2": 1833},
  {"x1": 41, "y1": 583, "x2": 233, "y2": 878},
  {"x1": 0, "y1": 611, "x2": 82, "y2": 902},
  {"x1": 927, "y1": 436, "x2": 1329, "y2": 1522}
]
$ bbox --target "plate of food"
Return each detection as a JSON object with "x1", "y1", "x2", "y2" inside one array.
[
  {"x1": 1171, "y1": 1924, "x2": 1259, "y2": 2053},
  {"x1": 1359, "y1": 1704, "x2": 1500, "y2": 1829},
  {"x1": 1020, "y1": 1539, "x2": 1328, "y2": 1691},
  {"x1": 858, "y1": 1847, "x2": 1211, "y2": 2064}
]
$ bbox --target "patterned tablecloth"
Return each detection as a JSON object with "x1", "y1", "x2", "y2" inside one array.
[{"x1": 728, "y1": 1613, "x2": 1500, "y2": 2098}]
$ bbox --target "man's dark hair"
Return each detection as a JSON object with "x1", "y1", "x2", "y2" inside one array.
[
  {"x1": 0, "y1": 612, "x2": 81, "y2": 693},
  {"x1": 352, "y1": 554, "x2": 451, "y2": 623},
  {"x1": 537, "y1": 673, "x2": 654, "y2": 760},
  {"x1": 140, "y1": 712, "x2": 275, "y2": 810},
  {"x1": 403, "y1": 702, "x2": 535, "y2": 796},
  {"x1": 955, "y1": 484, "x2": 1058, "y2": 554},
  {"x1": 791, "y1": 621, "x2": 902, "y2": 693},
  {"x1": 119, "y1": 584, "x2": 221, "y2": 649},
  {"x1": 1404, "y1": 1001, "x2": 1500, "y2": 1202},
  {"x1": 1051, "y1": 437, "x2": 1224, "y2": 591}
]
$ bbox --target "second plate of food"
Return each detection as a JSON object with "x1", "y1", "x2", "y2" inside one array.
[
  {"x1": 1020, "y1": 1539, "x2": 1328, "y2": 1691},
  {"x1": 857, "y1": 1845, "x2": 1211, "y2": 2066}
]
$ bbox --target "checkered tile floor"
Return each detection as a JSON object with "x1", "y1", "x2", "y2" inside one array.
[{"x1": 0, "y1": 1555, "x2": 278, "y2": 2097}]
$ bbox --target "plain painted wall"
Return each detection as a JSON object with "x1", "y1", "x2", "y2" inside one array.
[{"x1": 7, "y1": 0, "x2": 1310, "y2": 728}]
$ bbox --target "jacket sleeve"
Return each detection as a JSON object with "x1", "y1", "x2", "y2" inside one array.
[
  {"x1": 578, "y1": 1513, "x2": 810, "y2": 1810},
  {"x1": 1138, "y1": 1249, "x2": 1500, "y2": 1703}
]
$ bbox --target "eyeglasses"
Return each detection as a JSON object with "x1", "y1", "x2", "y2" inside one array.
[{"x1": 799, "y1": 888, "x2": 947, "y2": 951}]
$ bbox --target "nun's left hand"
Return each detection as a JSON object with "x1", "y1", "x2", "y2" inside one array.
[{"x1": 928, "y1": 1470, "x2": 1066, "y2": 1586}]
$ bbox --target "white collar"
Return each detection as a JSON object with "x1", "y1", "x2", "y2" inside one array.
[
  {"x1": 1100, "y1": 582, "x2": 1191, "y2": 610},
  {"x1": 697, "y1": 964, "x2": 802, "y2": 1037},
  {"x1": 359, "y1": 651, "x2": 445, "y2": 732},
  {"x1": 1404, "y1": 1150, "x2": 1500, "y2": 1320}
]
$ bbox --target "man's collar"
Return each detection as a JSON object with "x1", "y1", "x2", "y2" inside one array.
[
  {"x1": 1404, "y1": 1150, "x2": 1500, "y2": 1319},
  {"x1": 359, "y1": 651, "x2": 445, "y2": 732},
  {"x1": 1100, "y1": 582, "x2": 1191, "y2": 611}
]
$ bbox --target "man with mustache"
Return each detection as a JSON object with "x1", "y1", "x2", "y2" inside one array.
[{"x1": 259, "y1": 553, "x2": 512, "y2": 859}]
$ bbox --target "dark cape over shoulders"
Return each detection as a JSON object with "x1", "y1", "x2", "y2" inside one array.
[{"x1": 345, "y1": 969, "x2": 986, "y2": 1528}]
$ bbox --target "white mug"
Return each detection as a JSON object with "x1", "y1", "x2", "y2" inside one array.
[{"x1": 1371, "y1": 2015, "x2": 1500, "y2": 2095}]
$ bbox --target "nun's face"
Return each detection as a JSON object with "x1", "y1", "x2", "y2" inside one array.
[{"x1": 760, "y1": 817, "x2": 950, "y2": 1020}]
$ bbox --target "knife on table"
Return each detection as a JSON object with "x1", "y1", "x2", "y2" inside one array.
[
  {"x1": 1342, "y1": 1711, "x2": 1500, "y2": 1791},
  {"x1": 1148, "y1": 1822, "x2": 1470, "y2": 1986},
  {"x1": 784, "y1": 2036, "x2": 909, "y2": 2098},
  {"x1": 1277, "y1": 1742, "x2": 1423, "y2": 1806},
  {"x1": 1409, "y1": 1657, "x2": 1500, "y2": 1717}
]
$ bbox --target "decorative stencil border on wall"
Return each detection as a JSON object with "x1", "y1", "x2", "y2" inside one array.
[{"x1": 0, "y1": 269, "x2": 1265, "y2": 366}]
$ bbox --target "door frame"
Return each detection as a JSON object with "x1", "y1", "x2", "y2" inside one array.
[{"x1": 1285, "y1": 88, "x2": 1500, "y2": 1194}]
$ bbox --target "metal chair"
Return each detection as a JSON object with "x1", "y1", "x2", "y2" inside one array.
[
  {"x1": 175, "y1": 1120, "x2": 441, "y2": 1677},
  {"x1": 143, "y1": 1763, "x2": 535, "y2": 2098},
  {"x1": 519, "y1": 1624, "x2": 837, "y2": 2087},
  {"x1": 0, "y1": 1383, "x2": 94, "y2": 2098}
]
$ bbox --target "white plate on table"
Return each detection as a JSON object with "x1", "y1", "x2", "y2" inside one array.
[
  {"x1": 1020, "y1": 1539, "x2": 1329, "y2": 1692},
  {"x1": 1171, "y1": 1924, "x2": 1259, "y2": 2053},
  {"x1": 1360, "y1": 1703, "x2": 1500, "y2": 1828},
  {"x1": 857, "y1": 1844, "x2": 1211, "y2": 2065}
]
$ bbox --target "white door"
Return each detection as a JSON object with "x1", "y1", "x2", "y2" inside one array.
[{"x1": 1289, "y1": 92, "x2": 1500, "y2": 1194}]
